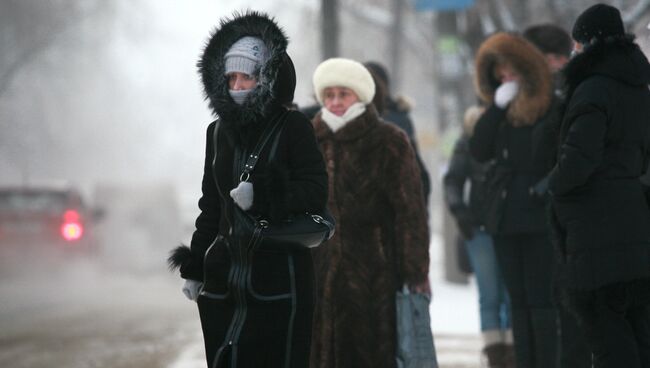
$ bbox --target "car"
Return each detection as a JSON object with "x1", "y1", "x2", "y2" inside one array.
[{"x1": 0, "y1": 185, "x2": 103, "y2": 251}]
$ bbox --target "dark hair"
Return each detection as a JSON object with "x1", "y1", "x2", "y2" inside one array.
[
  {"x1": 523, "y1": 24, "x2": 572, "y2": 57},
  {"x1": 364, "y1": 61, "x2": 390, "y2": 91},
  {"x1": 365, "y1": 66, "x2": 388, "y2": 115}
]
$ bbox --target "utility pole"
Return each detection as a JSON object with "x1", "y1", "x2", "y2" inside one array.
[
  {"x1": 389, "y1": 0, "x2": 404, "y2": 91},
  {"x1": 321, "y1": 0, "x2": 340, "y2": 60}
]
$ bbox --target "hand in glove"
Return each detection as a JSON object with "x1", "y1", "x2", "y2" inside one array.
[
  {"x1": 230, "y1": 181, "x2": 254, "y2": 210},
  {"x1": 494, "y1": 81, "x2": 519, "y2": 108},
  {"x1": 530, "y1": 176, "x2": 550, "y2": 203},
  {"x1": 410, "y1": 279, "x2": 432, "y2": 297},
  {"x1": 182, "y1": 279, "x2": 203, "y2": 301}
]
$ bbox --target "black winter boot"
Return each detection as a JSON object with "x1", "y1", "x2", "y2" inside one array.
[
  {"x1": 502, "y1": 344, "x2": 516, "y2": 368},
  {"x1": 482, "y1": 343, "x2": 506, "y2": 368}
]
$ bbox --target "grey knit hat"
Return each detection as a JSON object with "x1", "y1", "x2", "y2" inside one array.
[{"x1": 224, "y1": 36, "x2": 269, "y2": 76}]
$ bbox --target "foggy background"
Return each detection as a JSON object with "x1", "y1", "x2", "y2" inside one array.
[
  {"x1": 3, "y1": 0, "x2": 650, "y2": 241},
  {"x1": 2, "y1": 1, "x2": 650, "y2": 367}
]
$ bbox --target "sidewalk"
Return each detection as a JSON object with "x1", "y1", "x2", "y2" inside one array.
[{"x1": 430, "y1": 234, "x2": 482, "y2": 367}]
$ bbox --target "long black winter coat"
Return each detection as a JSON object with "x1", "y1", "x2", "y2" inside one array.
[
  {"x1": 169, "y1": 12, "x2": 328, "y2": 367},
  {"x1": 548, "y1": 36, "x2": 650, "y2": 290}
]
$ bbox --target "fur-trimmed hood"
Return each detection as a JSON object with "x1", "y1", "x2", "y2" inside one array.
[
  {"x1": 563, "y1": 34, "x2": 650, "y2": 100},
  {"x1": 474, "y1": 32, "x2": 553, "y2": 126},
  {"x1": 198, "y1": 11, "x2": 295, "y2": 128}
]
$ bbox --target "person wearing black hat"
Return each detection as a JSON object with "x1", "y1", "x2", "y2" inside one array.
[{"x1": 548, "y1": 4, "x2": 650, "y2": 368}]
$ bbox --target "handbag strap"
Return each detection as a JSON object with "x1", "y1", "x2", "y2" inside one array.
[{"x1": 238, "y1": 110, "x2": 289, "y2": 182}]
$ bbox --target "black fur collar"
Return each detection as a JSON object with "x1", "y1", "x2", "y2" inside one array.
[
  {"x1": 198, "y1": 11, "x2": 294, "y2": 131},
  {"x1": 562, "y1": 34, "x2": 650, "y2": 100}
]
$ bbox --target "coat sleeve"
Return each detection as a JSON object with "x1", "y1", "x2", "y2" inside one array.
[
  {"x1": 469, "y1": 105, "x2": 507, "y2": 163},
  {"x1": 443, "y1": 137, "x2": 470, "y2": 217},
  {"x1": 548, "y1": 103, "x2": 607, "y2": 196},
  {"x1": 386, "y1": 130, "x2": 430, "y2": 286},
  {"x1": 184, "y1": 122, "x2": 221, "y2": 281},
  {"x1": 252, "y1": 110, "x2": 328, "y2": 221},
  {"x1": 285, "y1": 111, "x2": 329, "y2": 212}
]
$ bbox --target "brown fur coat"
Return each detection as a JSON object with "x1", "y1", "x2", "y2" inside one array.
[
  {"x1": 474, "y1": 32, "x2": 553, "y2": 126},
  {"x1": 310, "y1": 106, "x2": 430, "y2": 368}
]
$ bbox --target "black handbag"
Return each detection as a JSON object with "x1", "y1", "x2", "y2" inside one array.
[{"x1": 214, "y1": 112, "x2": 335, "y2": 248}]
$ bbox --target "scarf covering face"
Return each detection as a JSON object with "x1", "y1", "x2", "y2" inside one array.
[
  {"x1": 320, "y1": 102, "x2": 366, "y2": 132},
  {"x1": 229, "y1": 89, "x2": 254, "y2": 105}
]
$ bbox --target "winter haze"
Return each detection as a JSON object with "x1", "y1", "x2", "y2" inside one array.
[{"x1": 2, "y1": 1, "x2": 650, "y2": 367}]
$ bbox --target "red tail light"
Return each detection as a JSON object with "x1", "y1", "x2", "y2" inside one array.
[{"x1": 61, "y1": 210, "x2": 84, "y2": 241}]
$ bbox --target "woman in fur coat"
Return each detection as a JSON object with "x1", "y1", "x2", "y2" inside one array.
[
  {"x1": 168, "y1": 12, "x2": 328, "y2": 368},
  {"x1": 469, "y1": 32, "x2": 560, "y2": 368},
  {"x1": 309, "y1": 58, "x2": 430, "y2": 368}
]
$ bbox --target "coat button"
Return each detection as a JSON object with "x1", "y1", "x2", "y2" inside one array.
[
  {"x1": 501, "y1": 190, "x2": 507, "y2": 199},
  {"x1": 502, "y1": 149, "x2": 509, "y2": 159}
]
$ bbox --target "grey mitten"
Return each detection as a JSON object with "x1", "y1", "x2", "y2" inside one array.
[
  {"x1": 494, "y1": 81, "x2": 519, "y2": 108},
  {"x1": 230, "y1": 181, "x2": 254, "y2": 210},
  {"x1": 182, "y1": 279, "x2": 203, "y2": 301}
]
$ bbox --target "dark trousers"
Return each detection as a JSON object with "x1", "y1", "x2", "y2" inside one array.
[
  {"x1": 558, "y1": 305, "x2": 592, "y2": 368},
  {"x1": 564, "y1": 279, "x2": 650, "y2": 368},
  {"x1": 494, "y1": 233, "x2": 559, "y2": 368}
]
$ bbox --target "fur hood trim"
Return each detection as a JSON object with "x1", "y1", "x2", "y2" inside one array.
[
  {"x1": 392, "y1": 95, "x2": 413, "y2": 112},
  {"x1": 198, "y1": 11, "x2": 294, "y2": 127},
  {"x1": 475, "y1": 32, "x2": 553, "y2": 126},
  {"x1": 167, "y1": 244, "x2": 192, "y2": 271}
]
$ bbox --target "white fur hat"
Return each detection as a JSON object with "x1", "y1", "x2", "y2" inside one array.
[{"x1": 312, "y1": 58, "x2": 376, "y2": 105}]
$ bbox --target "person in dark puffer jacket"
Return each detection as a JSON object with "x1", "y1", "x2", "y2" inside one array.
[
  {"x1": 168, "y1": 11, "x2": 328, "y2": 368},
  {"x1": 548, "y1": 4, "x2": 650, "y2": 368}
]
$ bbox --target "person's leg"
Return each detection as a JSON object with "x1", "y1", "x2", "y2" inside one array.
[
  {"x1": 466, "y1": 230, "x2": 505, "y2": 333},
  {"x1": 494, "y1": 235, "x2": 533, "y2": 368},
  {"x1": 498, "y1": 273, "x2": 515, "y2": 368},
  {"x1": 521, "y1": 234, "x2": 559, "y2": 368},
  {"x1": 628, "y1": 279, "x2": 650, "y2": 367},
  {"x1": 466, "y1": 230, "x2": 508, "y2": 367},
  {"x1": 558, "y1": 305, "x2": 592, "y2": 368},
  {"x1": 567, "y1": 283, "x2": 642, "y2": 368}
]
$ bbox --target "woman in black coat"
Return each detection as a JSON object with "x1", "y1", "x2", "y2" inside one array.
[
  {"x1": 548, "y1": 5, "x2": 650, "y2": 368},
  {"x1": 469, "y1": 32, "x2": 560, "y2": 368},
  {"x1": 168, "y1": 12, "x2": 328, "y2": 368}
]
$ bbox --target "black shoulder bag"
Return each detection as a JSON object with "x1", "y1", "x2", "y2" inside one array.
[{"x1": 214, "y1": 112, "x2": 335, "y2": 248}]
